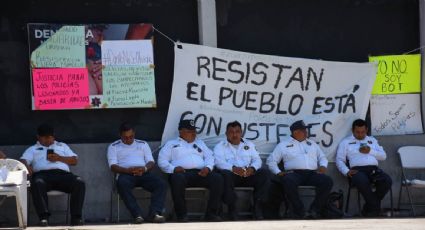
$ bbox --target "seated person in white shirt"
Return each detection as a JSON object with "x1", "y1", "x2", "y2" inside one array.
[
  {"x1": 336, "y1": 119, "x2": 392, "y2": 217},
  {"x1": 20, "y1": 124, "x2": 85, "y2": 227},
  {"x1": 158, "y1": 119, "x2": 223, "y2": 222},
  {"x1": 213, "y1": 121, "x2": 270, "y2": 220},
  {"x1": 266, "y1": 120, "x2": 333, "y2": 219},
  {"x1": 107, "y1": 122, "x2": 167, "y2": 224}
]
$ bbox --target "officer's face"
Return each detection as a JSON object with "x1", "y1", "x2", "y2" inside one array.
[
  {"x1": 226, "y1": 126, "x2": 242, "y2": 145},
  {"x1": 292, "y1": 128, "x2": 307, "y2": 141},
  {"x1": 179, "y1": 128, "x2": 196, "y2": 143},
  {"x1": 352, "y1": 126, "x2": 368, "y2": 140},
  {"x1": 120, "y1": 129, "x2": 135, "y2": 145},
  {"x1": 37, "y1": 135, "x2": 55, "y2": 147}
]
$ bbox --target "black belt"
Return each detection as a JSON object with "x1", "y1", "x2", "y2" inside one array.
[{"x1": 352, "y1": 165, "x2": 378, "y2": 170}]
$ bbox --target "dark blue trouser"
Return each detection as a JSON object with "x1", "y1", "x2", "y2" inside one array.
[
  {"x1": 276, "y1": 170, "x2": 333, "y2": 217},
  {"x1": 218, "y1": 168, "x2": 270, "y2": 208},
  {"x1": 350, "y1": 166, "x2": 392, "y2": 213},
  {"x1": 169, "y1": 169, "x2": 223, "y2": 218},
  {"x1": 116, "y1": 173, "x2": 167, "y2": 218},
  {"x1": 31, "y1": 169, "x2": 86, "y2": 220}
]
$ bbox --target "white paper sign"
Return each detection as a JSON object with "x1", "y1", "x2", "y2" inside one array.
[
  {"x1": 371, "y1": 94, "x2": 423, "y2": 136},
  {"x1": 162, "y1": 43, "x2": 377, "y2": 160},
  {"x1": 101, "y1": 40, "x2": 153, "y2": 66}
]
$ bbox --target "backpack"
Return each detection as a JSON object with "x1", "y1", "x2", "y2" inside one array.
[{"x1": 323, "y1": 190, "x2": 345, "y2": 218}]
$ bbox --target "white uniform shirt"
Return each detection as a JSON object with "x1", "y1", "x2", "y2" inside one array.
[
  {"x1": 213, "y1": 138, "x2": 262, "y2": 171},
  {"x1": 336, "y1": 135, "x2": 386, "y2": 176},
  {"x1": 267, "y1": 137, "x2": 328, "y2": 175},
  {"x1": 21, "y1": 141, "x2": 77, "y2": 172},
  {"x1": 158, "y1": 137, "x2": 214, "y2": 173},
  {"x1": 107, "y1": 139, "x2": 154, "y2": 168}
]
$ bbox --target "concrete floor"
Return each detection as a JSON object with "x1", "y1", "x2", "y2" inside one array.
[{"x1": 16, "y1": 218, "x2": 425, "y2": 230}]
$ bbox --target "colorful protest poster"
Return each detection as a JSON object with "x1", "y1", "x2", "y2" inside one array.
[
  {"x1": 101, "y1": 40, "x2": 156, "y2": 108},
  {"x1": 32, "y1": 68, "x2": 90, "y2": 110},
  {"x1": 30, "y1": 26, "x2": 86, "y2": 68},
  {"x1": 162, "y1": 43, "x2": 377, "y2": 160},
  {"x1": 28, "y1": 23, "x2": 157, "y2": 110},
  {"x1": 369, "y1": 54, "x2": 421, "y2": 94}
]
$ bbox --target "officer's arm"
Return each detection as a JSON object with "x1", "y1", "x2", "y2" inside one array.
[
  {"x1": 59, "y1": 145, "x2": 78, "y2": 165},
  {"x1": 202, "y1": 143, "x2": 215, "y2": 171},
  {"x1": 143, "y1": 144, "x2": 155, "y2": 171},
  {"x1": 250, "y1": 145, "x2": 262, "y2": 170},
  {"x1": 110, "y1": 164, "x2": 132, "y2": 174},
  {"x1": 266, "y1": 145, "x2": 283, "y2": 175},
  {"x1": 158, "y1": 143, "x2": 175, "y2": 173},
  {"x1": 369, "y1": 138, "x2": 387, "y2": 161},
  {"x1": 336, "y1": 141, "x2": 350, "y2": 176}
]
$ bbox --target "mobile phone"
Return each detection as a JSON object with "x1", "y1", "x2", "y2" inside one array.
[{"x1": 46, "y1": 149, "x2": 54, "y2": 159}]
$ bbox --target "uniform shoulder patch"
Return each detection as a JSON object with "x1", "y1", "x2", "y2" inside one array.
[
  {"x1": 306, "y1": 141, "x2": 312, "y2": 146},
  {"x1": 36, "y1": 147, "x2": 43, "y2": 150},
  {"x1": 112, "y1": 140, "x2": 121, "y2": 146},
  {"x1": 172, "y1": 144, "x2": 180, "y2": 148},
  {"x1": 286, "y1": 144, "x2": 294, "y2": 148},
  {"x1": 349, "y1": 141, "x2": 356, "y2": 145},
  {"x1": 244, "y1": 145, "x2": 249, "y2": 150},
  {"x1": 367, "y1": 140, "x2": 373, "y2": 144}
]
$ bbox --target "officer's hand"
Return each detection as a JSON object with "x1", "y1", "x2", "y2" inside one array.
[
  {"x1": 198, "y1": 167, "x2": 210, "y2": 177},
  {"x1": 359, "y1": 146, "x2": 371, "y2": 154},
  {"x1": 132, "y1": 167, "x2": 145, "y2": 176},
  {"x1": 47, "y1": 153, "x2": 61, "y2": 162},
  {"x1": 232, "y1": 166, "x2": 245, "y2": 177},
  {"x1": 174, "y1": 166, "x2": 185, "y2": 173},
  {"x1": 347, "y1": 169, "x2": 358, "y2": 177},
  {"x1": 245, "y1": 167, "x2": 255, "y2": 177},
  {"x1": 277, "y1": 171, "x2": 286, "y2": 177},
  {"x1": 317, "y1": 166, "x2": 327, "y2": 174}
]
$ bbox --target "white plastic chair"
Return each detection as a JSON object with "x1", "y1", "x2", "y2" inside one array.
[
  {"x1": 397, "y1": 146, "x2": 425, "y2": 216},
  {"x1": 0, "y1": 159, "x2": 28, "y2": 228}
]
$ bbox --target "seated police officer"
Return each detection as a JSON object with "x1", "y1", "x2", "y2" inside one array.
[
  {"x1": 107, "y1": 122, "x2": 167, "y2": 224},
  {"x1": 336, "y1": 119, "x2": 392, "y2": 217},
  {"x1": 213, "y1": 121, "x2": 270, "y2": 220},
  {"x1": 20, "y1": 124, "x2": 85, "y2": 226},
  {"x1": 266, "y1": 120, "x2": 333, "y2": 219},
  {"x1": 158, "y1": 119, "x2": 223, "y2": 222}
]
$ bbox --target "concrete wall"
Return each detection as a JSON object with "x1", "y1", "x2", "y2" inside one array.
[{"x1": 0, "y1": 137, "x2": 424, "y2": 226}]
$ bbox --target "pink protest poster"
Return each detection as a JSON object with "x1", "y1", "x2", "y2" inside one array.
[{"x1": 32, "y1": 68, "x2": 90, "y2": 110}]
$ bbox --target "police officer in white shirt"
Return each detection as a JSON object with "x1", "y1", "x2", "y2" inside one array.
[
  {"x1": 267, "y1": 120, "x2": 333, "y2": 219},
  {"x1": 107, "y1": 122, "x2": 167, "y2": 224},
  {"x1": 158, "y1": 119, "x2": 223, "y2": 222},
  {"x1": 213, "y1": 121, "x2": 270, "y2": 220},
  {"x1": 20, "y1": 124, "x2": 85, "y2": 226},
  {"x1": 336, "y1": 119, "x2": 392, "y2": 217}
]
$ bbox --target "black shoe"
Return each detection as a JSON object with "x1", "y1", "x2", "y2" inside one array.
[
  {"x1": 205, "y1": 214, "x2": 222, "y2": 222},
  {"x1": 305, "y1": 210, "x2": 320, "y2": 219},
  {"x1": 176, "y1": 215, "x2": 188, "y2": 222},
  {"x1": 39, "y1": 219, "x2": 48, "y2": 227},
  {"x1": 151, "y1": 213, "x2": 166, "y2": 223},
  {"x1": 71, "y1": 218, "x2": 84, "y2": 226},
  {"x1": 134, "y1": 216, "x2": 144, "y2": 224}
]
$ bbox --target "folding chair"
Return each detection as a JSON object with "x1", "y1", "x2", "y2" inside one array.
[
  {"x1": 397, "y1": 146, "x2": 425, "y2": 216},
  {"x1": 0, "y1": 159, "x2": 28, "y2": 228}
]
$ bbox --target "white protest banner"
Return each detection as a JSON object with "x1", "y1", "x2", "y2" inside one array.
[
  {"x1": 162, "y1": 43, "x2": 377, "y2": 160},
  {"x1": 371, "y1": 94, "x2": 423, "y2": 136}
]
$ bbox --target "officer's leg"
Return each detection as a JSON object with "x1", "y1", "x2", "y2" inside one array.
[
  {"x1": 279, "y1": 172, "x2": 304, "y2": 218},
  {"x1": 47, "y1": 171, "x2": 86, "y2": 220},
  {"x1": 31, "y1": 172, "x2": 52, "y2": 220},
  {"x1": 306, "y1": 172, "x2": 333, "y2": 214},
  {"x1": 373, "y1": 170, "x2": 392, "y2": 204},
  {"x1": 116, "y1": 174, "x2": 141, "y2": 218},
  {"x1": 169, "y1": 172, "x2": 188, "y2": 218},
  {"x1": 245, "y1": 168, "x2": 271, "y2": 202},
  {"x1": 217, "y1": 169, "x2": 237, "y2": 213},
  {"x1": 201, "y1": 171, "x2": 224, "y2": 216},
  {"x1": 138, "y1": 172, "x2": 167, "y2": 216},
  {"x1": 351, "y1": 170, "x2": 378, "y2": 214}
]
